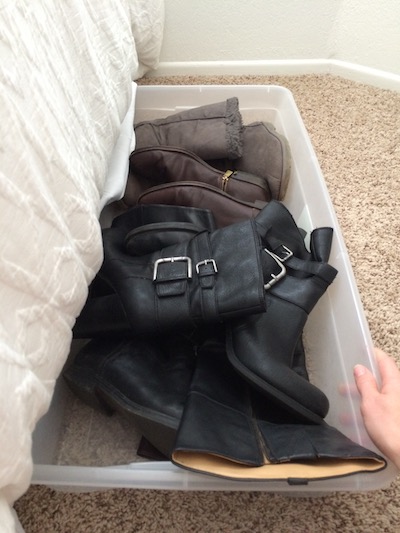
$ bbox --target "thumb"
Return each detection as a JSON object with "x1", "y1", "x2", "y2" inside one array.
[{"x1": 353, "y1": 364, "x2": 379, "y2": 398}]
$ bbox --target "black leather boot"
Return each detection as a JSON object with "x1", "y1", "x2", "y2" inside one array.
[
  {"x1": 110, "y1": 202, "x2": 216, "y2": 237},
  {"x1": 226, "y1": 200, "x2": 338, "y2": 423},
  {"x1": 63, "y1": 333, "x2": 197, "y2": 458},
  {"x1": 172, "y1": 338, "x2": 386, "y2": 481},
  {"x1": 75, "y1": 204, "x2": 286, "y2": 338},
  {"x1": 73, "y1": 204, "x2": 217, "y2": 338}
]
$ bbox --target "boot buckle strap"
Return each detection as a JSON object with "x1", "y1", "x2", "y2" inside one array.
[
  {"x1": 196, "y1": 259, "x2": 218, "y2": 292},
  {"x1": 195, "y1": 259, "x2": 218, "y2": 276},
  {"x1": 153, "y1": 256, "x2": 193, "y2": 282},
  {"x1": 263, "y1": 249, "x2": 286, "y2": 290},
  {"x1": 275, "y1": 244, "x2": 293, "y2": 262}
]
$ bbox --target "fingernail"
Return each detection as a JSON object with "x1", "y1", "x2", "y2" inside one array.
[{"x1": 354, "y1": 364, "x2": 366, "y2": 377}]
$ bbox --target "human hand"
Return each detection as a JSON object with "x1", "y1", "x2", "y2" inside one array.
[{"x1": 354, "y1": 347, "x2": 400, "y2": 470}]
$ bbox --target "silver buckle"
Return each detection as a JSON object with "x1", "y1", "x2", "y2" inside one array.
[
  {"x1": 195, "y1": 259, "x2": 218, "y2": 275},
  {"x1": 276, "y1": 245, "x2": 293, "y2": 262},
  {"x1": 153, "y1": 256, "x2": 192, "y2": 281},
  {"x1": 263, "y1": 249, "x2": 286, "y2": 290}
]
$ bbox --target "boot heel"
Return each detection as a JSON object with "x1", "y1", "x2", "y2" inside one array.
[{"x1": 63, "y1": 367, "x2": 115, "y2": 415}]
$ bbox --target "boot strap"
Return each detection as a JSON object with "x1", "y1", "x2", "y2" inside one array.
[
  {"x1": 284, "y1": 255, "x2": 338, "y2": 284},
  {"x1": 151, "y1": 252, "x2": 192, "y2": 332},
  {"x1": 153, "y1": 232, "x2": 220, "y2": 323},
  {"x1": 195, "y1": 231, "x2": 219, "y2": 322},
  {"x1": 153, "y1": 256, "x2": 192, "y2": 297},
  {"x1": 125, "y1": 221, "x2": 211, "y2": 256}
]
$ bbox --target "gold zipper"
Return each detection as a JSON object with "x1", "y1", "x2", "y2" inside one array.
[{"x1": 221, "y1": 170, "x2": 234, "y2": 191}]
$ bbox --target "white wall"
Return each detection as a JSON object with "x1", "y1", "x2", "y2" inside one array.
[
  {"x1": 156, "y1": 0, "x2": 400, "y2": 83},
  {"x1": 160, "y1": 0, "x2": 339, "y2": 62},
  {"x1": 329, "y1": 0, "x2": 400, "y2": 73}
]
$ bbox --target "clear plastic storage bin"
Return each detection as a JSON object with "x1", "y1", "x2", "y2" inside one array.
[{"x1": 31, "y1": 85, "x2": 397, "y2": 493}]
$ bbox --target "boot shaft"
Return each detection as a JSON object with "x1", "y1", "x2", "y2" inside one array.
[
  {"x1": 135, "y1": 97, "x2": 243, "y2": 161},
  {"x1": 127, "y1": 146, "x2": 271, "y2": 205}
]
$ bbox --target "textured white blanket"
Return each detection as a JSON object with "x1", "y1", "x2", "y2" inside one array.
[{"x1": 0, "y1": 1, "x2": 164, "y2": 530}]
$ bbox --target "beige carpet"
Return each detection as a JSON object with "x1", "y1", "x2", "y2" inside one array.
[{"x1": 15, "y1": 74, "x2": 400, "y2": 532}]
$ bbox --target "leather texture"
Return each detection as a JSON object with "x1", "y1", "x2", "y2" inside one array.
[
  {"x1": 137, "y1": 181, "x2": 267, "y2": 228},
  {"x1": 73, "y1": 293, "x2": 130, "y2": 338},
  {"x1": 74, "y1": 202, "x2": 336, "y2": 424},
  {"x1": 124, "y1": 146, "x2": 271, "y2": 206},
  {"x1": 63, "y1": 334, "x2": 196, "y2": 458},
  {"x1": 226, "y1": 201, "x2": 338, "y2": 423},
  {"x1": 125, "y1": 221, "x2": 207, "y2": 256},
  {"x1": 111, "y1": 202, "x2": 216, "y2": 234},
  {"x1": 73, "y1": 204, "x2": 217, "y2": 338},
  {"x1": 172, "y1": 338, "x2": 386, "y2": 481},
  {"x1": 74, "y1": 203, "x2": 288, "y2": 338},
  {"x1": 99, "y1": 216, "x2": 269, "y2": 335}
]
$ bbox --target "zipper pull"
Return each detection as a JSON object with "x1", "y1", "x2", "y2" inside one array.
[{"x1": 221, "y1": 170, "x2": 234, "y2": 191}]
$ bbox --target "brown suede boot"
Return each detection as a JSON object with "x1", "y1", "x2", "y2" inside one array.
[
  {"x1": 124, "y1": 146, "x2": 271, "y2": 206},
  {"x1": 134, "y1": 97, "x2": 243, "y2": 161},
  {"x1": 207, "y1": 122, "x2": 292, "y2": 200}
]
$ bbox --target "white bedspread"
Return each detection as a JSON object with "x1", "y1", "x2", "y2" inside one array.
[{"x1": 0, "y1": 1, "x2": 164, "y2": 530}]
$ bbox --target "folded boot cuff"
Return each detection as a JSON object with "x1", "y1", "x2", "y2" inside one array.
[{"x1": 225, "y1": 97, "x2": 244, "y2": 159}]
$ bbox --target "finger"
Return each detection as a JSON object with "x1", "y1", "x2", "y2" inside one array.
[{"x1": 353, "y1": 364, "x2": 379, "y2": 397}]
